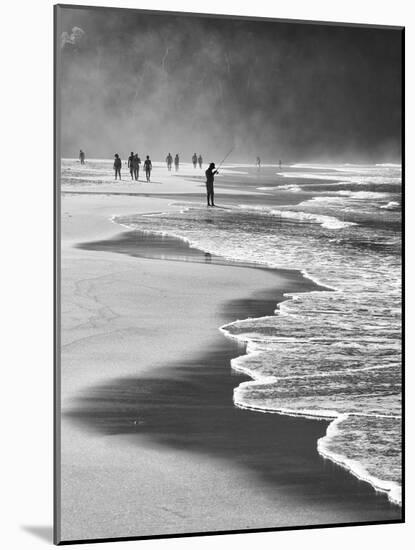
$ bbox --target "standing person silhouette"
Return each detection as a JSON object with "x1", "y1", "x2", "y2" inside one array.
[
  {"x1": 113, "y1": 154, "x2": 122, "y2": 180},
  {"x1": 133, "y1": 154, "x2": 141, "y2": 181},
  {"x1": 144, "y1": 155, "x2": 152, "y2": 182},
  {"x1": 174, "y1": 154, "x2": 180, "y2": 172},
  {"x1": 279, "y1": 159, "x2": 282, "y2": 169},
  {"x1": 205, "y1": 162, "x2": 218, "y2": 207},
  {"x1": 128, "y1": 152, "x2": 135, "y2": 180},
  {"x1": 198, "y1": 154, "x2": 203, "y2": 169},
  {"x1": 256, "y1": 156, "x2": 261, "y2": 170},
  {"x1": 79, "y1": 150, "x2": 85, "y2": 164},
  {"x1": 192, "y1": 153, "x2": 198, "y2": 168},
  {"x1": 166, "y1": 153, "x2": 173, "y2": 171}
]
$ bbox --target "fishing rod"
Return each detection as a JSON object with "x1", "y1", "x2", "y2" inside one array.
[{"x1": 216, "y1": 146, "x2": 234, "y2": 171}]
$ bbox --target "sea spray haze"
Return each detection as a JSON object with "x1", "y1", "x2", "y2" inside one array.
[{"x1": 59, "y1": 8, "x2": 401, "y2": 163}]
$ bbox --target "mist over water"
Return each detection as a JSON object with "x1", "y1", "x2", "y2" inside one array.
[{"x1": 58, "y1": 7, "x2": 402, "y2": 163}]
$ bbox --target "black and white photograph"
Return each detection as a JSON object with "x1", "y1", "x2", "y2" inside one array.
[{"x1": 54, "y1": 2, "x2": 403, "y2": 545}]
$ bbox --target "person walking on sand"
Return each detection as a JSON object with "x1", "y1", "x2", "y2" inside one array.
[
  {"x1": 114, "y1": 154, "x2": 122, "y2": 180},
  {"x1": 174, "y1": 154, "x2": 180, "y2": 172},
  {"x1": 192, "y1": 153, "x2": 198, "y2": 168},
  {"x1": 133, "y1": 154, "x2": 141, "y2": 181},
  {"x1": 128, "y1": 151, "x2": 135, "y2": 180},
  {"x1": 79, "y1": 149, "x2": 85, "y2": 164},
  {"x1": 144, "y1": 155, "x2": 152, "y2": 182},
  {"x1": 166, "y1": 152, "x2": 173, "y2": 171},
  {"x1": 205, "y1": 162, "x2": 218, "y2": 207},
  {"x1": 198, "y1": 154, "x2": 203, "y2": 169}
]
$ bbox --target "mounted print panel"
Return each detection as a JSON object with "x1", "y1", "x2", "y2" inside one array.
[{"x1": 54, "y1": 4, "x2": 403, "y2": 544}]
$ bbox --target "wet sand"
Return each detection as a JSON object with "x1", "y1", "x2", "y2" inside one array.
[{"x1": 59, "y1": 209, "x2": 400, "y2": 542}]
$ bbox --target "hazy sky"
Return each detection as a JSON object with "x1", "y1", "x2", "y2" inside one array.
[{"x1": 57, "y1": 7, "x2": 403, "y2": 163}]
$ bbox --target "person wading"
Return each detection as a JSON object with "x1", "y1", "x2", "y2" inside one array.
[
  {"x1": 79, "y1": 149, "x2": 85, "y2": 164},
  {"x1": 174, "y1": 154, "x2": 180, "y2": 171},
  {"x1": 192, "y1": 153, "x2": 198, "y2": 168},
  {"x1": 128, "y1": 152, "x2": 135, "y2": 180},
  {"x1": 205, "y1": 162, "x2": 218, "y2": 207},
  {"x1": 144, "y1": 155, "x2": 152, "y2": 183},
  {"x1": 133, "y1": 154, "x2": 141, "y2": 181},
  {"x1": 166, "y1": 153, "x2": 173, "y2": 171},
  {"x1": 198, "y1": 154, "x2": 203, "y2": 169},
  {"x1": 113, "y1": 154, "x2": 122, "y2": 180}
]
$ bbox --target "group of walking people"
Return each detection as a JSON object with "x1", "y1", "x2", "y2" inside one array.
[
  {"x1": 164, "y1": 153, "x2": 203, "y2": 171},
  {"x1": 165, "y1": 153, "x2": 179, "y2": 172},
  {"x1": 113, "y1": 152, "x2": 153, "y2": 182},
  {"x1": 192, "y1": 153, "x2": 203, "y2": 169},
  {"x1": 111, "y1": 152, "x2": 206, "y2": 181}
]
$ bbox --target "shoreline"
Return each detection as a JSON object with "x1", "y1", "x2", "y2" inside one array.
[
  {"x1": 81, "y1": 224, "x2": 402, "y2": 508},
  {"x1": 59, "y1": 171, "x2": 401, "y2": 540},
  {"x1": 66, "y1": 225, "x2": 401, "y2": 533},
  {"x1": 219, "y1": 287, "x2": 401, "y2": 506}
]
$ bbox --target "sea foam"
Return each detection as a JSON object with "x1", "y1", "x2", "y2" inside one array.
[{"x1": 106, "y1": 162, "x2": 401, "y2": 507}]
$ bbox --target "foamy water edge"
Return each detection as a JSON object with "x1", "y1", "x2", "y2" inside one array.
[
  {"x1": 111, "y1": 212, "x2": 401, "y2": 507},
  {"x1": 223, "y1": 327, "x2": 402, "y2": 506}
]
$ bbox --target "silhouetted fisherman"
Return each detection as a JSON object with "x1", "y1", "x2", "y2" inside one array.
[
  {"x1": 198, "y1": 154, "x2": 203, "y2": 168},
  {"x1": 192, "y1": 153, "x2": 198, "y2": 168},
  {"x1": 205, "y1": 162, "x2": 218, "y2": 207},
  {"x1": 133, "y1": 154, "x2": 141, "y2": 181},
  {"x1": 166, "y1": 153, "x2": 173, "y2": 171},
  {"x1": 79, "y1": 150, "x2": 85, "y2": 164},
  {"x1": 174, "y1": 154, "x2": 180, "y2": 171},
  {"x1": 128, "y1": 152, "x2": 135, "y2": 180},
  {"x1": 113, "y1": 154, "x2": 122, "y2": 180},
  {"x1": 144, "y1": 155, "x2": 152, "y2": 182}
]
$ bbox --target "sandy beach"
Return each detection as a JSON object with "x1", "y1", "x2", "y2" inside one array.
[{"x1": 57, "y1": 163, "x2": 401, "y2": 542}]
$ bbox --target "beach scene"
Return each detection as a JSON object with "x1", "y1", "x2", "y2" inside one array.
[{"x1": 56, "y1": 6, "x2": 403, "y2": 544}]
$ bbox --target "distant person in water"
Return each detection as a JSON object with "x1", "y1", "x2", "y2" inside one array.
[
  {"x1": 166, "y1": 152, "x2": 173, "y2": 171},
  {"x1": 133, "y1": 154, "x2": 141, "y2": 181},
  {"x1": 128, "y1": 152, "x2": 135, "y2": 180},
  {"x1": 205, "y1": 162, "x2": 218, "y2": 207},
  {"x1": 192, "y1": 153, "x2": 198, "y2": 168},
  {"x1": 198, "y1": 154, "x2": 203, "y2": 169},
  {"x1": 79, "y1": 150, "x2": 85, "y2": 164},
  {"x1": 144, "y1": 155, "x2": 152, "y2": 182},
  {"x1": 279, "y1": 159, "x2": 282, "y2": 169},
  {"x1": 174, "y1": 154, "x2": 180, "y2": 171},
  {"x1": 256, "y1": 156, "x2": 261, "y2": 170},
  {"x1": 113, "y1": 154, "x2": 122, "y2": 180}
]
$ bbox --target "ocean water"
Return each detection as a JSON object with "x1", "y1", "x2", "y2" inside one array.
[{"x1": 62, "y1": 160, "x2": 402, "y2": 506}]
